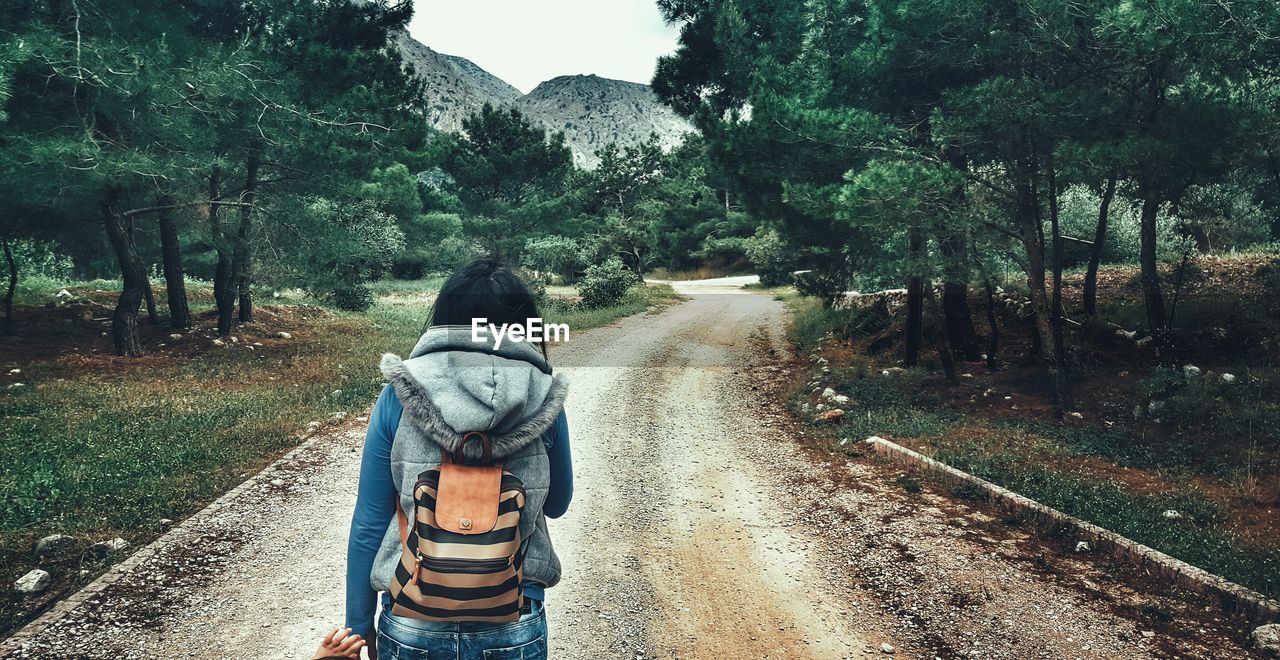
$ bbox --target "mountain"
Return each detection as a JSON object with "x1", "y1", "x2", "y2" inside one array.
[
  {"x1": 393, "y1": 33, "x2": 695, "y2": 168},
  {"x1": 392, "y1": 32, "x2": 522, "y2": 134},
  {"x1": 517, "y1": 75, "x2": 695, "y2": 169}
]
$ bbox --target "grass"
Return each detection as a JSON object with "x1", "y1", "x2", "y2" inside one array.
[
  {"x1": 0, "y1": 276, "x2": 682, "y2": 636},
  {"x1": 787, "y1": 296, "x2": 892, "y2": 354},
  {"x1": 543, "y1": 283, "x2": 684, "y2": 332},
  {"x1": 936, "y1": 450, "x2": 1280, "y2": 599}
]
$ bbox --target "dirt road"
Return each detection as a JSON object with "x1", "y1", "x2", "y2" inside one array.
[{"x1": 3, "y1": 279, "x2": 1258, "y2": 658}]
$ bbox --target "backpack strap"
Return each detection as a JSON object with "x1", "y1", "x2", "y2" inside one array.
[{"x1": 452, "y1": 431, "x2": 493, "y2": 465}]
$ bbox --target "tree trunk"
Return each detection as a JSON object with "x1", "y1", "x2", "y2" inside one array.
[
  {"x1": 1083, "y1": 173, "x2": 1118, "y2": 317},
  {"x1": 2, "y1": 237, "x2": 16, "y2": 336},
  {"x1": 939, "y1": 151, "x2": 981, "y2": 361},
  {"x1": 233, "y1": 147, "x2": 260, "y2": 324},
  {"x1": 102, "y1": 189, "x2": 146, "y2": 357},
  {"x1": 939, "y1": 235, "x2": 980, "y2": 360},
  {"x1": 903, "y1": 228, "x2": 925, "y2": 367},
  {"x1": 925, "y1": 280, "x2": 957, "y2": 383},
  {"x1": 128, "y1": 217, "x2": 159, "y2": 326},
  {"x1": 1139, "y1": 193, "x2": 1172, "y2": 359},
  {"x1": 982, "y1": 279, "x2": 1000, "y2": 372},
  {"x1": 208, "y1": 169, "x2": 236, "y2": 336},
  {"x1": 142, "y1": 270, "x2": 159, "y2": 325},
  {"x1": 1046, "y1": 154, "x2": 1065, "y2": 364},
  {"x1": 157, "y1": 195, "x2": 190, "y2": 329},
  {"x1": 1017, "y1": 181, "x2": 1068, "y2": 416}
]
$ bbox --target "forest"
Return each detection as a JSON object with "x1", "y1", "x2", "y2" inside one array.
[{"x1": 0, "y1": 0, "x2": 754, "y2": 355}]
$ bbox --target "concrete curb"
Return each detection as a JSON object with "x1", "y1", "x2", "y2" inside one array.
[
  {"x1": 864, "y1": 435, "x2": 1280, "y2": 625},
  {"x1": 0, "y1": 427, "x2": 339, "y2": 655}
]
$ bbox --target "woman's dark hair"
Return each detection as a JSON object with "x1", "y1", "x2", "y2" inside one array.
[{"x1": 428, "y1": 258, "x2": 546, "y2": 357}]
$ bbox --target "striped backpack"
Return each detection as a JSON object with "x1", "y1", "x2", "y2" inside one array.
[{"x1": 389, "y1": 431, "x2": 528, "y2": 622}]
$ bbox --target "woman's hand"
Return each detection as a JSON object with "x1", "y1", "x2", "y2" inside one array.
[{"x1": 312, "y1": 627, "x2": 365, "y2": 659}]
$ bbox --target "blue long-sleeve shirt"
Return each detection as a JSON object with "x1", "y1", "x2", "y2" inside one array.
[{"x1": 344, "y1": 384, "x2": 573, "y2": 637}]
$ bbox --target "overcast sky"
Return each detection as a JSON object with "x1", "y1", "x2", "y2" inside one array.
[{"x1": 406, "y1": 0, "x2": 680, "y2": 94}]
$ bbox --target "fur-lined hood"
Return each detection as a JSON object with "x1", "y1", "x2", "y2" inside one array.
[{"x1": 380, "y1": 325, "x2": 568, "y2": 460}]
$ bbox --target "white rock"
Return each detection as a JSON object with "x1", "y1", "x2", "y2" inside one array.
[
  {"x1": 55, "y1": 289, "x2": 73, "y2": 299},
  {"x1": 1251, "y1": 624, "x2": 1280, "y2": 655},
  {"x1": 269, "y1": 479, "x2": 285, "y2": 487},
  {"x1": 168, "y1": 333, "x2": 183, "y2": 340},
  {"x1": 14, "y1": 569, "x2": 50, "y2": 594},
  {"x1": 276, "y1": 331, "x2": 292, "y2": 339},
  {"x1": 35, "y1": 534, "x2": 76, "y2": 556},
  {"x1": 865, "y1": 435, "x2": 887, "y2": 444},
  {"x1": 1183, "y1": 364, "x2": 1201, "y2": 379},
  {"x1": 331, "y1": 389, "x2": 343, "y2": 398},
  {"x1": 212, "y1": 339, "x2": 226, "y2": 347},
  {"x1": 329, "y1": 411, "x2": 347, "y2": 425},
  {"x1": 1162, "y1": 509, "x2": 1183, "y2": 520},
  {"x1": 229, "y1": 336, "x2": 239, "y2": 344},
  {"x1": 159, "y1": 518, "x2": 174, "y2": 526},
  {"x1": 306, "y1": 421, "x2": 321, "y2": 433},
  {"x1": 90, "y1": 537, "x2": 129, "y2": 555},
  {"x1": 1074, "y1": 541, "x2": 1091, "y2": 552},
  {"x1": 8, "y1": 368, "x2": 19, "y2": 374},
  {"x1": 1140, "y1": 630, "x2": 1155, "y2": 639},
  {"x1": 959, "y1": 373, "x2": 974, "y2": 379},
  {"x1": 821, "y1": 387, "x2": 837, "y2": 400},
  {"x1": 1068, "y1": 411, "x2": 1084, "y2": 420},
  {"x1": 1220, "y1": 373, "x2": 1237, "y2": 384},
  {"x1": 879, "y1": 643, "x2": 896, "y2": 654},
  {"x1": 832, "y1": 395, "x2": 850, "y2": 405}
]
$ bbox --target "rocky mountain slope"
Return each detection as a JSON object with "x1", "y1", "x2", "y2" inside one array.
[
  {"x1": 392, "y1": 32, "x2": 522, "y2": 134},
  {"x1": 517, "y1": 74, "x2": 694, "y2": 168},
  {"x1": 393, "y1": 33, "x2": 694, "y2": 168}
]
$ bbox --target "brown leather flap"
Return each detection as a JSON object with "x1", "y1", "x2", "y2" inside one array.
[{"x1": 435, "y1": 463, "x2": 503, "y2": 534}]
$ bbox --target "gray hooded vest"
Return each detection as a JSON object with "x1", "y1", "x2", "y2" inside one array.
[{"x1": 370, "y1": 325, "x2": 567, "y2": 594}]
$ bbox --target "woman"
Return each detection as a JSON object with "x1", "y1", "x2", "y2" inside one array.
[{"x1": 345, "y1": 258, "x2": 573, "y2": 659}]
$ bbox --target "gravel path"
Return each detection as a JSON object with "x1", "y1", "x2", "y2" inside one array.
[{"x1": 2, "y1": 280, "x2": 1261, "y2": 658}]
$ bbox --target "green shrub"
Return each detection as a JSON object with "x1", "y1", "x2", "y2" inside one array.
[
  {"x1": 390, "y1": 250, "x2": 430, "y2": 280},
  {"x1": 1139, "y1": 366, "x2": 1185, "y2": 398},
  {"x1": 331, "y1": 284, "x2": 375, "y2": 312},
  {"x1": 577, "y1": 258, "x2": 635, "y2": 309},
  {"x1": 793, "y1": 261, "x2": 851, "y2": 308},
  {"x1": 743, "y1": 228, "x2": 796, "y2": 287},
  {"x1": 522, "y1": 236, "x2": 584, "y2": 280}
]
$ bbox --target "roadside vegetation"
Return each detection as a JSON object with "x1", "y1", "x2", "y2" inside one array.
[{"x1": 782, "y1": 256, "x2": 1280, "y2": 601}]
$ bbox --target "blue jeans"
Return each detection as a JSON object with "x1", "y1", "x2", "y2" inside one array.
[{"x1": 376, "y1": 599, "x2": 547, "y2": 659}]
